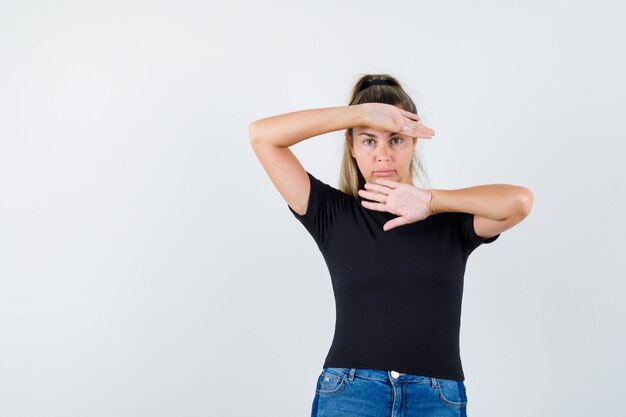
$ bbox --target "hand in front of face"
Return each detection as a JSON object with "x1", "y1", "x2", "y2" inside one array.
[
  {"x1": 359, "y1": 103, "x2": 435, "y2": 139},
  {"x1": 358, "y1": 178, "x2": 433, "y2": 231}
]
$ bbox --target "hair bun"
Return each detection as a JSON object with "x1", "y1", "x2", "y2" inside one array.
[{"x1": 363, "y1": 79, "x2": 391, "y2": 88}]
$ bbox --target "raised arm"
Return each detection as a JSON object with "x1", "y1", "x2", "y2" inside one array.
[{"x1": 248, "y1": 106, "x2": 365, "y2": 216}]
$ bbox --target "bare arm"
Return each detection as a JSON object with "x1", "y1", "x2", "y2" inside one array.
[
  {"x1": 248, "y1": 106, "x2": 366, "y2": 216},
  {"x1": 249, "y1": 103, "x2": 427, "y2": 216},
  {"x1": 429, "y1": 185, "x2": 534, "y2": 238},
  {"x1": 429, "y1": 185, "x2": 533, "y2": 219},
  {"x1": 249, "y1": 105, "x2": 365, "y2": 148}
]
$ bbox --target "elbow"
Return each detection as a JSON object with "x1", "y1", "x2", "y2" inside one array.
[
  {"x1": 249, "y1": 121, "x2": 275, "y2": 147},
  {"x1": 515, "y1": 187, "x2": 534, "y2": 217},
  {"x1": 249, "y1": 121, "x2": 285, "y2": 148},
  {"x1": 249, "y1": 121, "x2": 270, "y2": 147},
  {"x1": 248, "y1": 121, "x2": 259, "y2": 144}
]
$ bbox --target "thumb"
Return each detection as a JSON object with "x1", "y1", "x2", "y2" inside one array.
[{"x1": 383, "y1": 216, "x2": 409, "y2": 232}]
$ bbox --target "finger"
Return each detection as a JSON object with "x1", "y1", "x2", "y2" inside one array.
[
  {"x1": 383, "y1": 217, "x2": 409, "y2": 232},
  {"x1": 358, "y1": 189, "x2": 386, "y2": 202},
  {"x1": 415, "y1": 124, "x2": 435, "y2": 138},
  {"x1": 360, "y1": 200, "x2": 387, "y2": 212},
  {"x1": 402, "y1": 109, "x2": 420, "y2": 121},
  {"x1": 374, "y1": 178, "x2": 398, "y2": 188},
  {"x1": 364, "y1": 183, "x2": 391, "y2": 194}
]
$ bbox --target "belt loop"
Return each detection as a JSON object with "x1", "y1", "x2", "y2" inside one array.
[
  {"x1": 348, "y1": 368, "x2": 356, "y2": 381},
  {"x1": 430, "y1": 377, "x2": 437, "y2": 388}
]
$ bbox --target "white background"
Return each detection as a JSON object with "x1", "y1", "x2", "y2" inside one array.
[{"x1": 1, "y1": 1, "x2": 624, "y2": 416}]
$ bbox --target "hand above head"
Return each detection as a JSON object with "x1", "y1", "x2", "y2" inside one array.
[
  {"x1": 358, "y1": 178, "x2": 434, "y2": 231},
  {"x1": 359, "y1": 102, "x2": 435, "y2": 139}
]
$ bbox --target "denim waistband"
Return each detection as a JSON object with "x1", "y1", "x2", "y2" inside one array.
[{"x1": 323, "y1": 367, "x2": 441, "y2": 386}]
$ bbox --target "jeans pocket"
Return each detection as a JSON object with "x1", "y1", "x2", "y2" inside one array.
[
  {"x1": 435, "y1": 378, "x2": 467, "y2": 409},
  {"x1": 316, "y1": 368, "x2": 348, "y2": 396}
]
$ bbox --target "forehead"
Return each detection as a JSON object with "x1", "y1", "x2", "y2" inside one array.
[
  {"x1": 355, "y1": 126, "x2": 389, "y2": 133},
  {"x1": 354, "y1": 127, "x2": 405, "y2": 137}
]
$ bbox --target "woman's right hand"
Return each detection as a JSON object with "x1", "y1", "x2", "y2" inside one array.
[{"x1": 359, "y1": 103, "x2": 435, "y2": 139}]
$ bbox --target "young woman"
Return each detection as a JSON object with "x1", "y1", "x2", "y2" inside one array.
[{"x1": 249, "y1": 74, "x2": 533, "y2": 417}]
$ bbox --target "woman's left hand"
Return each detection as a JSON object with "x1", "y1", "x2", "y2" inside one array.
[{"x1": 358, "y1": 179, "x2": 433, "y2": 231}]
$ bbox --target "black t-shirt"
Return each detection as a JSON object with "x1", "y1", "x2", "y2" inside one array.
[{"x1": 288, "y1": 171, "x2": 499, "y2": 381}]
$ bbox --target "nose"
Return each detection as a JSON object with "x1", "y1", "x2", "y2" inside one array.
[{"x1": 376, "y1": 144, "x2": 391, "y2": 161}]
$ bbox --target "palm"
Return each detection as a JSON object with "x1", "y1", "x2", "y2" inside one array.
[
  {"x1": 387, "y1": 188, "x2": 430, "y2": 222},
  {"x1": 358, "y1": 179, "x2": 432, "y2": 231}
]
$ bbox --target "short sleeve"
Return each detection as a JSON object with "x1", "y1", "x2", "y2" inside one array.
[
  {"x1": 460, "y1": 212, "x2": 500, "y2": 255},
  {"x1": 287, "y1": 171, "x2": 347, "y2": 248}
]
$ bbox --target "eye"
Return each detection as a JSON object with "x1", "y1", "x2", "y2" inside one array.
[
  {"x1": 363, "y1": 139, "x2": 375, "y2": 146},
  {"x1": 391, "y1": 138, "x2": 403, "y2": 144}
]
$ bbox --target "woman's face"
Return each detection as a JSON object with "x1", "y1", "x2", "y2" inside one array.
[{"x1": 347, "y1": 126, "x2": 417, "y2": 186}]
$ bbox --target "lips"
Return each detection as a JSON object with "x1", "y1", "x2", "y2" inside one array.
[{"x1": 374, "y1": 170, "x2": 394, "y2": 176}]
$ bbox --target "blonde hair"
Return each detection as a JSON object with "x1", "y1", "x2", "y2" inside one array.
[{"x1": 339, "y1": 74, "x2": 431, "y2": 197}]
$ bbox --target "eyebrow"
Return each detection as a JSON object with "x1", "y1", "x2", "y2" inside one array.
[{"x1": 357, "y1": 132, "x2": 401, "y2": 138}]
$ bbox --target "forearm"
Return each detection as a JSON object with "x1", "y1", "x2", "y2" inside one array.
[
  {"x1": 249, "y1": 105, "x2": 363, "y2": 148},
  {"x1": 429, "y1": 185, "x2": 533, "y2": 220}
]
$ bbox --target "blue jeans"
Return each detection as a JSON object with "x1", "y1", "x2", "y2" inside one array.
[{"x1": 311, "y1": 367, "x2": 468, "y2": 417}]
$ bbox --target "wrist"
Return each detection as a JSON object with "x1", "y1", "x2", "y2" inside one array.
[
  {"x1": 429, "y1": 189, "x2": 459, "y2": 214},
  {"x1": 353, "y1": 103, "x2": 369, "y2": 127},
  {"x1": 428, "y1": 189, "x2": 437, "y2": 215}
]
